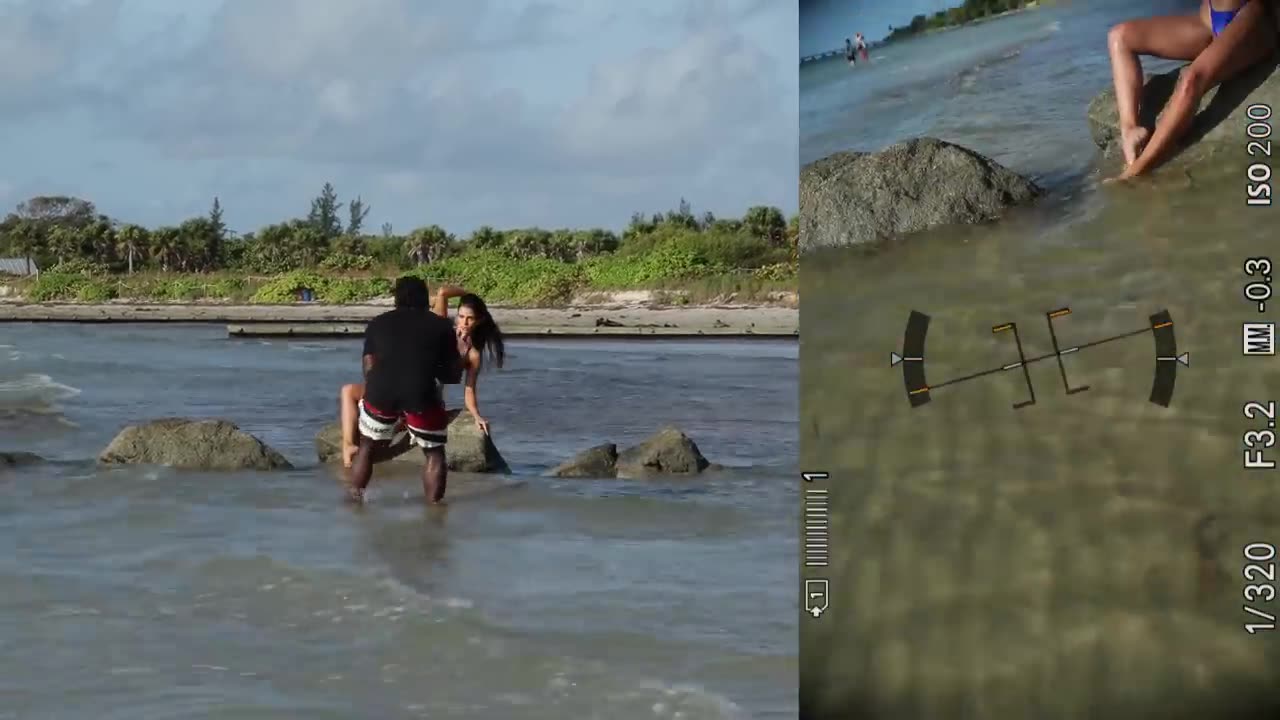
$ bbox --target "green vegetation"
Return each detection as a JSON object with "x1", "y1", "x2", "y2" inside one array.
[
  {"x1": 0, "y1": 189, "x2": 797, "y2": 306},
  {"x1": 887, "y1": 0, "x2": 1037, "y2": 40}
]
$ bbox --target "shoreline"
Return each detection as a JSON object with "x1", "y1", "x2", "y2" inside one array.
[
  {"x1": 0, "y1": 300, "x2": 799, "y2": 338},
  {"x1": 800, "y1": 1, "x2": 1043, "y2": 63}
]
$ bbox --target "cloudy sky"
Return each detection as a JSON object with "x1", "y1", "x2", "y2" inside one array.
[{"x1": 0, "y1": 0, "x2": 797, "y2": 236}]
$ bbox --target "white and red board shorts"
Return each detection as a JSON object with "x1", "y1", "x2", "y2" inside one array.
[{"x1": 358, "y1": 399, "x2": 448, "y2": 449}]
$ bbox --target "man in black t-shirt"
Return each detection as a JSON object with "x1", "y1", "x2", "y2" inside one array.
[{"x1": 349, "y1": 276, "x2": 463, "y2": 504}]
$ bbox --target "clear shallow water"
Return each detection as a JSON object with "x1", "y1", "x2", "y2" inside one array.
[
  {"x1": 0, "y1": 324, "x2": 798, "y2": 719},
  {"x1": 801, "y1": 0, "x2": 1199, "y2": 180},
  {"x1": 801, "y1": 0, "x2": 1280, "y2": 716}
]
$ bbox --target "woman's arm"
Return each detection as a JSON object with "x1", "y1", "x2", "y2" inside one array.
[
  {"x1": 432, "y1": 284, "x2": 468, "y2": 318},
  {"x1": 1116, "y1": 1, "x2": 1277, "y2": 179},
  {"x1": 462, "y1": 349, "x2": 488, "y2": 434}
]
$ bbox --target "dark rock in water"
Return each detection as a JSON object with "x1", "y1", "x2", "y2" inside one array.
[
  {"x1": 799, "y1": 137, "x2": 1041, "y2": 252},
  {"x1": 553, "y1": 428, "x2": 714, "y2": 478},
  {"x1": 1, "y1": 451, "x2": 42, "y2": 467},
  {"x1": 98, "y1": 418, "x2": 292, "y2": 470},
  {"x1": 1087, "y1": 59, "x2": 1280, "y2": 165},
  {"x1": 549, "y1": 443, "x2": 618, "y2": 478},
  {"x1": 314, "y1": 409, "x2": 510, "y2": 474},
  {"x1": 616, "y1": 426, "x2": 710, "y2": 476}
]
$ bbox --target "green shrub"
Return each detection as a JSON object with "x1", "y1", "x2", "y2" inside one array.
[
  {"x1": 143, "y1": 278, "x2": 174, "y2": 300},
  {"x1": 583, "y1": 241, "x2": 723, "y2": 289},
  {"x1": 27, "y1": 273, "x2": 83, "y2": 301},
  {"x1": 320, "y1": 277, "x2": 391, "y2": 303},
  {"x1": 49, "y1": 259, "x2": 112, "y2": 276},
  {"x1": 614, "y1": 226, "x2": 783, "y2": 269},
  {"x1": 164, "y1": 278, "x2": 203, "y2": 300},
  {"x1": 670, "y1": 231, "x2": 786, "y2": 268},
  {"x1": 75, "y1": 279, "x2": 118, "y2": 302},
  {"x1": 319, "y1": 252, "x2": 375, "y2": 271},
  {"x1": 250, "y1": 271, "x2": 331, "y2": 303},
  {"x1": 753, "y1": 262, "x2": 798, "y2": 281},
  {"x1": 207, "y1": 276, "x2": 247, "y2": 299},
  {"x1": 408, "y1": 251, "x2": 584, "y2": 305}
]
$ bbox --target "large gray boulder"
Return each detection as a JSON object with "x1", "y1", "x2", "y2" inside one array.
[
  {"x1": 616, "y1": 426, "x2": 711, "y2": 476},
  {"x1": 549, "y1": 443, "x2": 618, "y2": 478},
  {"x1": 98, "y1": 418, "x2": 292, "y2": 470},
  {"x1": 314, "y1": 409, "x2": 510, "y2": 474},
  {"x1": 1087, "y1": 59, "x2": 1280, "y2": 166},
  {"x1": 799, "y1": 137, "x2": 1041, "y2": 252},
  {"x1": 551, "y1": 427, "x2": 712, "y2": 478}
]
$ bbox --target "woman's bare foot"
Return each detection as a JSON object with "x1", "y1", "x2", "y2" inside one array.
[
  {"x1": 1120, "y1": 125, "x2": 1150, "y2": 166},
  {"x1": 342, "y1": 443, "x2": 359, "y2": 468}
]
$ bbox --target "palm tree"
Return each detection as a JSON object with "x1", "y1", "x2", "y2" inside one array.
[
  {"x1": 83, "y1": 218, "x2": 115, "y2": 265},
  {"x1": 506, "y1": 229, "x2": 551, "y2": 260},
  {"x1": 744, "y1": 206, "x2": 788, "y2": 247},
  {"x1": 47, "y1": 226, "x2": 80, "y2": 266},
  {"x1": 8, "y1": 220, "x2": 41, "y2": 275},
  {"x1": 149, "y1": 227, "x2": 181, "y2": 271},
  {"x1": 115, "y1": 224, "x2": 146, "y2": 274},
  {"x1": 468, "y1": 225, "x2": 502, "y2": 250},
  {"x1": 404, "y1": 226, "x2": 449, "y2": 266}
]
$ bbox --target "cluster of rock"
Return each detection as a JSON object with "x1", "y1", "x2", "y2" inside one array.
[
  {"x1": 39, "y1": 414, "x2": 717, "y2": 479},
  {"x1": 548, "y1": 426, "x2": 715, "y2": 478}
]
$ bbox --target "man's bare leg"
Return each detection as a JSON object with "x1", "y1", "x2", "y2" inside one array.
[
  {"x1": 347, "y1": 435, "x2": 381, "y2": 503},
  {"x1": 339, "y1": 383, "x2": 364, "y2": 468},
  {"x1": 1106, "y1": 15, "x2": 1211, "y2": 165},
  {"x1": 421, "y1": 446, "x2": 448, "y2": 504}
]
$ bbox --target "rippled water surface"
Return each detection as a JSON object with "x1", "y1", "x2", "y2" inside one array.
[{"x1": 0, "y1": 325, "x2": 798, "y2": 719}]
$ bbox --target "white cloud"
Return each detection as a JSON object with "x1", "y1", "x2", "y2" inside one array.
[{"x1": 0, "y1": 0, "x2": 797, "y2": 232}]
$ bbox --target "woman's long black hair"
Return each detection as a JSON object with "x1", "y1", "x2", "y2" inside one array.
[{"x1": 460, "y1": 293, "x2": 505, "y2": 369}]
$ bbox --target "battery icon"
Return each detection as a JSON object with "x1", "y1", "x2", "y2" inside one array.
[{"x1": 804, "y1": 579, "x2": 829, "y2": 618}]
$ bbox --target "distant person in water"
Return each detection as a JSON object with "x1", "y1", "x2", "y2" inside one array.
[
  {"x1": 855, "y1": 33, "x2": 869, "y2": 62},
  {"x1": 345, "y1": 276, "x2": 462, "y2": 504},
  {"x1": 845, "y1": 37, "x2": 856, "y2": 65},
  {"x1": 1105, "y1": 0, "x2": 1279, "y2": 181},
  {"x1": 338, "y1": 284, "x2": 505, "y2": 467}
]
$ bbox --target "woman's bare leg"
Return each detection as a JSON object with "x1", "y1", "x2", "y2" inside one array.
[
  {"x1": 1125, "y1": 1, "x2": 1278, "y2": 177},
  {"x1": 1107, "y1": 15, "x2": 1213, "y2": 165},
  {"x1": 340, "y1": 383, "x2": 364, "y2": 468}
]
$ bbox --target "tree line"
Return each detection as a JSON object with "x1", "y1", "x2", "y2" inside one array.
[
  {"x1": 888, "y1": 0, "x2": 1035, "y2": 40},
  {"x1": 0, "y1": 183, "x2": 794, "y2": 276}
]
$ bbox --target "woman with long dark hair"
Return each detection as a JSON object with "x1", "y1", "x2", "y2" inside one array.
[
  {"x1": 337, "y1": 284, "x2": 505, "y2": 467},
  {"x1": 437, "y1": 289, "x2": 506, "y2": 436}
]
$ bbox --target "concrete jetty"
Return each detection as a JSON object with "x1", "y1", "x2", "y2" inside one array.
[
  {"x1": 0, "y1": 301, "x2": 799, "y2": 339},
  {"x1": 226, "y1": 322, "x2": 798, "y2": 340}
]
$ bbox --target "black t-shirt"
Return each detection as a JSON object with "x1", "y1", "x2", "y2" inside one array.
[{"x1": 361, "y1": 307, "x2": 461, "y2": 412}]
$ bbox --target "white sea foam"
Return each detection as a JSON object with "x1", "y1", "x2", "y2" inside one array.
[
  {"x1": 0, "y1": 373, "x2": 82, "y2": 425},
  {"x1": 628, "y1": 680, "x2": 746, "y2": 719}
]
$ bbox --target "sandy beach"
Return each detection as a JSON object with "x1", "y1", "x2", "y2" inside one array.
[{"x1": 0, "y1": 297, "x2": 798, "y2": 337}]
